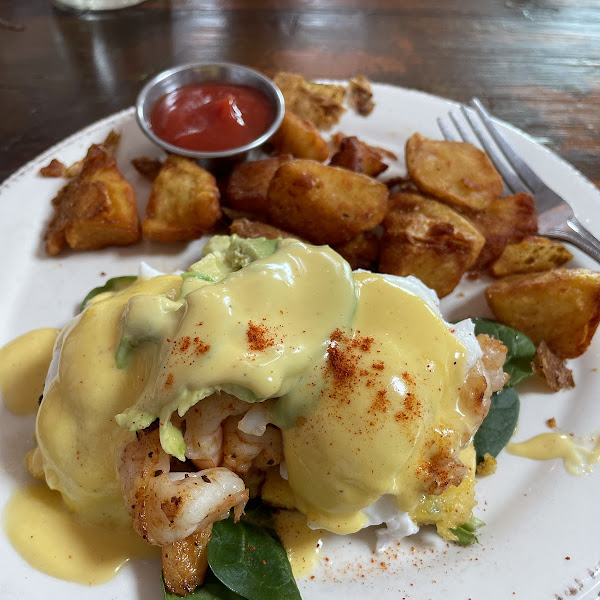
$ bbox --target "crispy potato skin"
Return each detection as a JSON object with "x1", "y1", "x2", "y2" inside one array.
[
  {"x1": 142, "y1": 155, "x2": 221, "y2": 242},
  {"x1": 406, "y1": 133, "x2": 503, "y2": 212},
  {"x1": 379, "y1": 192, "x2": 485, "y2": 298},
  {"x1": 270, "y1": 111, "x2": 329, "y2": 161},
  {"x1": 225, "y1": 155, "x2": 292, "y2": 214},
  {"x1": 329, "y1": 136, "x2": 389, "y2": 177},
  {"x1": 229, "y1": 217, "x2": 298, "y2": 240},
  {"x1": 486, "y1": 268, "x2": 600, "y2": 358},
  {"x1": 45, "y1": 144, "x2": 140, "y2": 255},
  {"x1": 470, "y1": 193, "x2": 538, "y2": 269},
  {"x1": 490, "y1": 236, "x2": 573, "y2": 277},
  {"x1": 267, "y1": 159, "x2": 388, "y2": 245}
]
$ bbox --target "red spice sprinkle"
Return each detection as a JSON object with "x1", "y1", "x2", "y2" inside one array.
[
  {"x1": 193, "y1": 337, "x2": 211, "y2": 355},
  {"x1": 247, "y1": 320, "x2": 275, "y2": 351},
  {"x1": 164, "y1": 373, "x2": 174, "y2": 389}
]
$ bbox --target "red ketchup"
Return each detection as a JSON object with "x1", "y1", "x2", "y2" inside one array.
[{"x1": 149, "y1": 82, "x2": 275, "y2": 152}]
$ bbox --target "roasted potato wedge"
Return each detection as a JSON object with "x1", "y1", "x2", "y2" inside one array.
[
  {"x1": 225, "y1": 155, "x2": 292, "y2": 214},
  {"x1": 490, "y1": 236, "x2": 573, "y2": 277},
  {"x1": 272, "y1": 72, "x2": 346, "y2": 129},
  {"x1": 471, "y1": 193, "x2": 538, "y2": 269},
  {"x1": 348, "y1": 75, "x2": 375, "y2": 116},
  {"x1": 329, "y1": 136, "x2": 390, "y2": 177},
  {"x1": 485, "y1": 268, "x2": 600, "y2": 358},
  {"x1": 229, "y1": 218, "x2": 299, "y2": 241},
  {"x1": 332, "y1": 230, "x2": 380, "y2": 271},
  {"x1": 142, "y1": 155, "x2": 221, "y2": 242},
  {"x1": 267, "y1": 159, "x2": 388, "y2": 245},
  {"x1": 45, "y1": 144, "x2": 140, "y2": 255},
  {"x1": 270, "y1": 111, "x2": 329, "y2": 161},
  {"x1": 379, "y1": 192, "x2": 485, "y2": 298},
  {"x1": 406, "y1": 133, "x2": 503, "y2": 212}
]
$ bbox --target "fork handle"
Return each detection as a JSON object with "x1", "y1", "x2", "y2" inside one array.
[{"x1": 544, "y1": 217, "x2": 600, "y2": 264}]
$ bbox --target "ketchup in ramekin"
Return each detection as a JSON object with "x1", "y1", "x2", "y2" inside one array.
[{"x1": 150, "y1": 82, "x2": 276, "y2": 153}]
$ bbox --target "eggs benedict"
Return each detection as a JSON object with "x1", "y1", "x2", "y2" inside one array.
[{"x1": 27, "y1": 235, "x2": 507, "y2": 593}]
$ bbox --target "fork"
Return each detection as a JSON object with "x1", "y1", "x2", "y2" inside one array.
[{"x1": 436, "y1": 98, "x2": 600, "y2": 264}]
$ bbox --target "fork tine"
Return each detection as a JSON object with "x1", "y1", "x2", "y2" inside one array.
[
  {"x1": 436, "y1": 117, "x2": 457, "y2": 141},
  {"x1": 448, "y1": 111, "x2": 479, "y2": 145},
  {"x1": 470, "y1": 98, "x2": 546, "y2": 193},
  {"x1": 459, "y1": 105, "x2": 530, "y2": 196}
]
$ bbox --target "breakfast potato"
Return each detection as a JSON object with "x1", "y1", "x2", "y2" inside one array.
[
  {"x1": 379, "y1": 191, "x2": 485, "y2": 298},
  {"x1": 229, "y1": 217, "x2": 299, "y2": 240},
  {"x1": 485, "y1": 268, "x2": 600, "y2": 358},
  {"x1": 270, "y1": 111, "x2": 329, "y2": 161},
  {"x1": 406, "y1": 133, "x2": 503, "y2": 212},
  {"x1": 267, "y1": 160, "x2": 388, "y2": 245},
  {"x1": 471, "y1": 193, "x2": 538, "y2": 269},
  {"x1": 332, "y1": 230, "x2": 380, "y2": 270},
  {"x1": 45, "y1": 144, "x2": 140, "y2": 255},
  {"x1": 490, "y1": 236, "x2": 573, "y2": 277},
  {"x1": 142, "y1": 155, "x2": 221, "y2": 242},
  {"x1": 273, "y1": 72, "x2": 346, "y2": 129},
  {"x1": 225, "y1": 155, "x2": 292, "y2": 214},
  {"x1": 348, "y1": 75, "x2": 375, "y2": 116},
  {"x1": 329, "y1": 135, "x2": 390, "y2": 177}
]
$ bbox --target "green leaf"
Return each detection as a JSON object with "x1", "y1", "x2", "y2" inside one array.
[
  {"x1": 80, "y1": 275, "x2": 137, "y2": 311},
  {"x1": 208, "y1": 518, "x2": 301, "y2": 600},
  {"x1": 471, "y1": 317, "x2": 536, "y2": 386},
  {"x1": 162, "y1": 571, "x2": 245, "y2": 600},
  {"x1": 474, "y1": 386, "x2": 520, "y2": 463},
  {"x1": 450, "y1": 516, "x2": 485, "y2": 546}
]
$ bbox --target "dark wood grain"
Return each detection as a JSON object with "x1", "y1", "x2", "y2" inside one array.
[{"x1": 1, "y1": 0, "x2": 599, "y2": 187}]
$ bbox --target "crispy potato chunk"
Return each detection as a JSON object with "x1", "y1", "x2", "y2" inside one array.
[
  {"x1": 270, "y1": 111, "x2": 329, "y2": 161},
  {"x1": 162, "y1": 527, "x2": 212, "y2": 596},
  {"x1": 273, "y1": 72, "x2": 346, "y2": 129},
  {"x1": 471, "y1": 193, "x2": 538, "y2": 269},
  {"x1": 332, "y1": 230, "x2": 380, "y2": 270},
  {"x1": 379, "y1": 192, "x2": 485, "y2": 298},
  {"x1": 348, "y1": 75, "x2": 375, "y2": 116},
  {"x1": 485, "y1": 268, "x2": 600, "y2": 358},
  {"x1": 142, "y1": 155, "x2": 221, "y2": 242},
  {"x1": 45, "y1": 144, "x2": 140, "y2": 255},
  {"x1": 490, "y1": 236, "x2": 573, "y2": 277},
  {"x1": 267, "y1": 159, "x2": 388, "y2": 245},
  {"x1": 329, "y1": 136, "x2": 390, "y2": 177},
  {"x1": 229, "y1": 217, "x2": 298, "y2": 240},
  {"x1": 406, "y1": 133, "x2": 503, "y2": 212},
  {"x1": 226, "y1": 155, "x2": 292, "y2": 214},
  {"x1": 39, "y1": 158, "x2": 67, "y2": 178}
]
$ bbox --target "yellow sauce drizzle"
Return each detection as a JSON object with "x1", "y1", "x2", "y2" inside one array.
[
  {"x1": 273, "y1": 509, "x2": 323, "y2": 578},
  {"x1": 506, "y1": 429, "x2": 600, "y2": 475},
  {"x1": 3, "y1": 484, "x2": 158, "y2": 585},
  {"x1": 0, "y1": 328, "x2": 59, "y2": 414}
]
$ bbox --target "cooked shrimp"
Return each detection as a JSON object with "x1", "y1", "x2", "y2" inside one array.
[
  {"x1": 222, "y1": 416, "x2": 283, "y2": 474},
  {"x1": 183, "y1": 392, "x2": 250, "y2": 469},
  {"x1": 119, "y1": 429, "x2": 248, "y2": 546}
]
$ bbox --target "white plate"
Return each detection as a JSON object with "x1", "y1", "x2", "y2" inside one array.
[{"x1": 1, "y1": 84, "x2": 600, "y2": 600}]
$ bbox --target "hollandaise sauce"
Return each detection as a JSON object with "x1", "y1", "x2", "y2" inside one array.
[
  {"x1": 3, "y1": 484, "x2": 157, "y2": 585},
  {"x1": 506, "y1": 429, "x2": 600, "y2": 475},
  {"x1": 0, "y1": 328, "x2": 59, "y2": 414}
]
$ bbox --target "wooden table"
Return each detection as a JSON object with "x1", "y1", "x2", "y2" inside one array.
[{"x1": 1, "y1": 0, "x2": 599, "y2": 188}]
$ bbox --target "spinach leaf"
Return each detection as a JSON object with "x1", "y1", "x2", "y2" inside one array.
[
  {"x1": 471, "y1": 317, "x2": 536, "y2": 386},
  {"x1": 162, "y1": 572, "x2": 245, "y2": 600},
  {"x1": 473, "y1": 386, "x2": 520, "y2": 463},
  {"x1": 208, "y1": 517, "x2": 301, "y2": 600},
  {"x1": 450, "y1": 516, "x2": 485, "y2": 547},
  {"x1": 80, "y1": 275, "x2": 137, "y2": 311}
]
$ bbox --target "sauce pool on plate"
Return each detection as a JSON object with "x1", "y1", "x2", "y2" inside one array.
[{"x1": 150, "y1": 82, "x2": 276, "y2": 152}]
